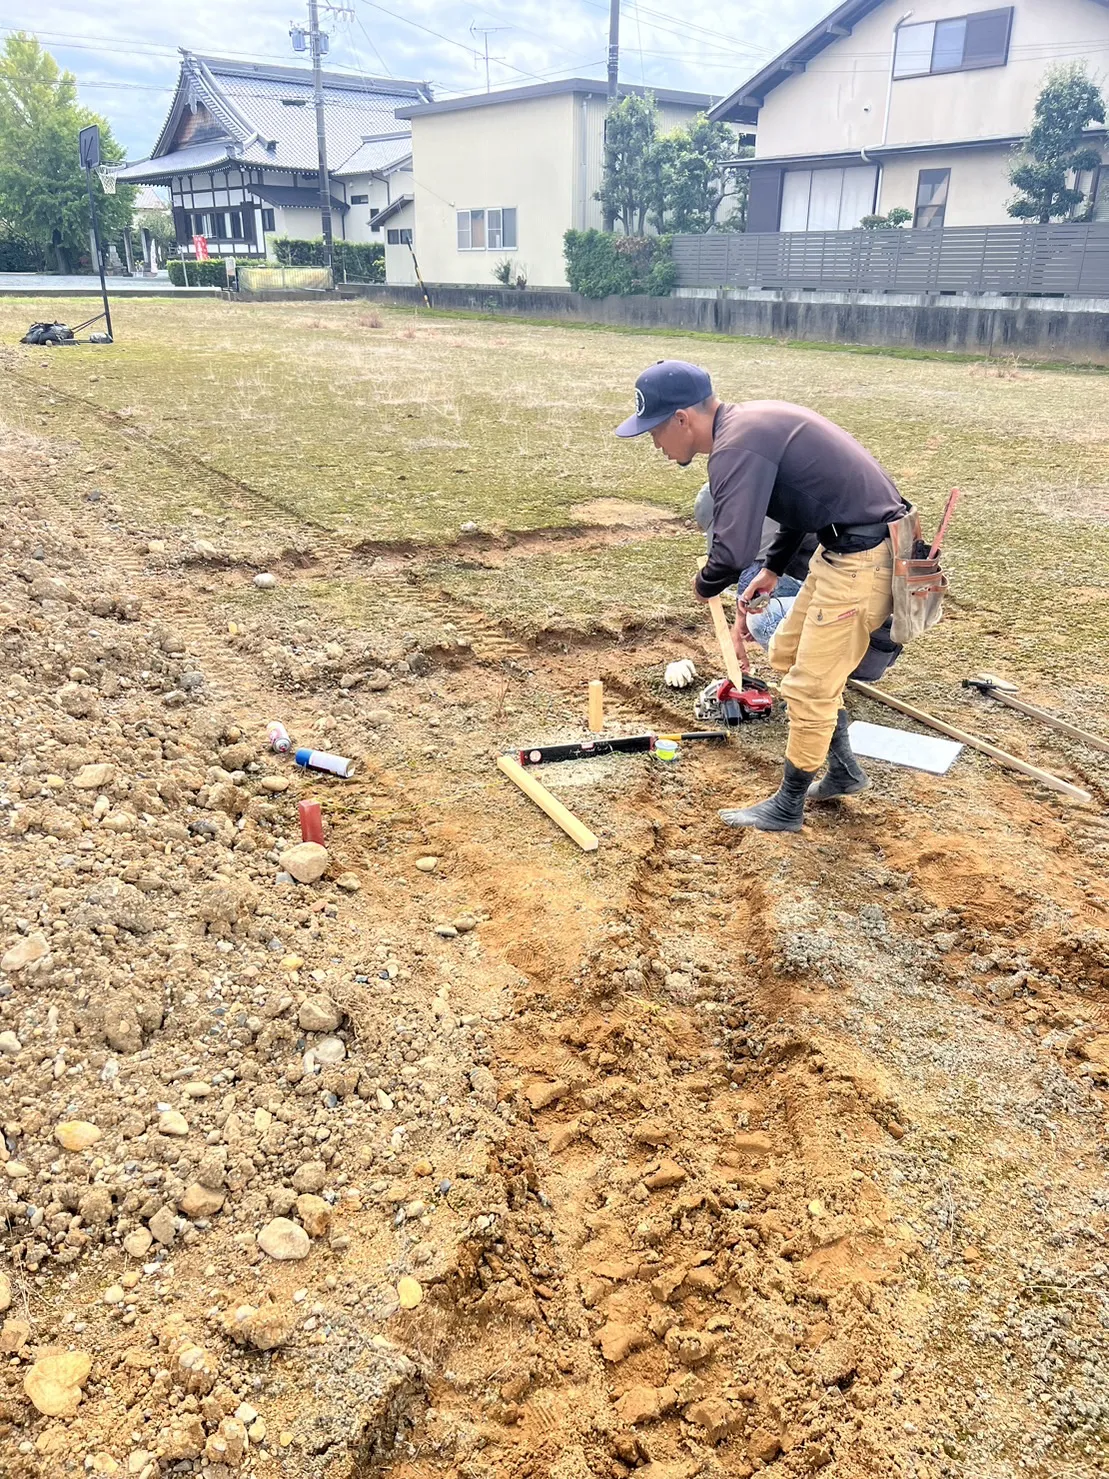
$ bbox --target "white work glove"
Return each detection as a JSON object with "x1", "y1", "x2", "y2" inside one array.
[{"x1": 664, "y1": 658, "x2": 698, "y2": 689}]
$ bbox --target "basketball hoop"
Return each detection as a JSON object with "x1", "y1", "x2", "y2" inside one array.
[{"x1": 95, "y1": 165, "x2": 118, "y2": 195}]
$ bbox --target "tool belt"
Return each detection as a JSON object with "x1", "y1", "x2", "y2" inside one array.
[
  {"x1": 888, "y1": 503, "x2": 946, "y2": 645},
  {"x1": 820, "y1": 520, "x2": 891, "y2": 554}
]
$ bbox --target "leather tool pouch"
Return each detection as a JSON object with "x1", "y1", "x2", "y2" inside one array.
[{"x1": 889, "y1": 504, "x2": 947, "y2": 645}]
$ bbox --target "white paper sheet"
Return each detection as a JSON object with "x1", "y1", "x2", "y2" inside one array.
[{"x1": 847, "y1": 721, "x2": 963, "y2": 776}]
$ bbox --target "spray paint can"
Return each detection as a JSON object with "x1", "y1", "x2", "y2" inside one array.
[
  {"x1": 294, "y1": 748, "x2": 356, "y2": 779},
  {"x1": 267, "y1": 721, "x2": 292, "y2": 754},
  {"x1": 653, "y1": 737, "x2": 680, "y2": 763}
]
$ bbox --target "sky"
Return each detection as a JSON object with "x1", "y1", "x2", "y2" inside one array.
[{"x1": 0, "y1": 0, "x2": 834, "y2": 158}]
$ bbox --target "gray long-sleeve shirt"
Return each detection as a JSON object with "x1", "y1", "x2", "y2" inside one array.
[{"x1": 694, "y1": 401, "x2": 904, "y2": 599}]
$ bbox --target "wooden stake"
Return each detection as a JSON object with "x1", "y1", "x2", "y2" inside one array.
[
  {"x1": 979, "y1": 688, "x2": 1109, "y2": 757},
  {"x1": 848, "y1": 681, "x2": 1091, "y2": 803},
  {"x1": 697, "y1": 556, "x2": 748, "y2": 685},
  {"x1": 707, "y1": 595, "x2": 747, "y2": 688},
  {"x1": 588, "y1": 679, "x2": 604, "y2": 732},
  {"x1": 496, "y1": 755, "x2": 600, "y2": 851}
]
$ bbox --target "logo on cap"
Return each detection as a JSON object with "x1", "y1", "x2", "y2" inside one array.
[{"x1": 635, "y1": 388, "x2": 646, "y2": 416}]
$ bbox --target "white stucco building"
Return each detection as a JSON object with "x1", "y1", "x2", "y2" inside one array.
[
  {"x1": 115, "y1": 52, "x2": 430, "y2": 258},
  {"x1": 394, "y1": 80, "x2": 719, "y2": 289},
  {"x1": 708, "y1": 0, "x2": 1109, "y2": 232}
]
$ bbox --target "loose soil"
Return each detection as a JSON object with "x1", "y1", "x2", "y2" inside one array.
[{"x1": 0, "y1": 303, "x2": 1108, "y2": 1479}]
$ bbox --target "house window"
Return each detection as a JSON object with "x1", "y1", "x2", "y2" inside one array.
[
  {"x1": 350, "y1": 193, "x2": 369, "y2": 205},
  {"x1": 387, "y1": 228, "x2": 412, "y2": 245},
  {"x1": 779, "y1": 166, "x2": 878, "y2": 232},
  {"x1": 914, "y1": 169, "x2": 951, "y2": 229},
  {"x1": 1091, "y1": 168, "x2": 1109, "y2": 223},
  {"x1": 893, "y1": 8, "x2": 1013, "y2": 79},
  {"x1": 261, "y1": 209, "x2": 275, "y2": 233},
  {"x1": 456, "y1": 207, "x2": 517, "y2": 250},
  {"x1": 229, "y1": 210, "x2": 244, "y2": 238}
]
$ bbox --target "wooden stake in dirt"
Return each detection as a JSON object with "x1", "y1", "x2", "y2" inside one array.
[
  {"x1": 588, "y1": 680, "x2": 604, "y2": 732},
  {"x1": 698, "y1": 556, "x2": 748, "y2": 686},
  {"x1": 848, "y1": 681, "x2": 1091, "y2": 804},
  {"x1": 495, "y1": 755, "x2": 599, "y2": 851}
]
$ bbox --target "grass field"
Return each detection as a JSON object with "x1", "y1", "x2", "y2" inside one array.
[{"x1": 3, "y1": 296, "x2": 1108, "y2": 683}]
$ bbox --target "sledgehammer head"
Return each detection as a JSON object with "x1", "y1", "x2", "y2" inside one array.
[{"x1": 964, "y1": 672, "x2": 1020, "y2": 694}]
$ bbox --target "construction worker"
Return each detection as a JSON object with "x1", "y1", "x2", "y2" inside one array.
[{"x1": 616, "y1": 360, "x2": 907, "y2": 833}]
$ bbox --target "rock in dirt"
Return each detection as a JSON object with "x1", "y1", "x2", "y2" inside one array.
[
  {"x1": 279, "y1": 842, "x2": 329, "y2": 884},
  {"x1": 295, "y1": 1194, "x2": 332, "y2": 1238},
  {"x1": 73, "y1": 763, "x2": 114, "y2": 789},
  {"x1": 0, "y1": 1030, "x2": 21, "y2": 1056},
  {"x1": 24, "y1": 1351, "x2": 92, "y2": 1417},
  {"x1": 644, "y1": 1158, "x2": 687, "y2": 1191},
  {"x1": 123, "y1": 1228, "x2": 152, "y2": 1259},
  {"x1": 158, "y1": 1110, "x2": 189, "y2": 1137},
  {"x1": 415, "y1": 856, "x2": 439, "y2": 873},
  {"x1": 292, "y1": 1159, "x2": 326, "y2": 1193},
  {"x1": 597, "y1": 1321, "x2": 649, "y2": 1362},
  {"x1": 397, "y1": 1276, "x2": 423, "y2": 1309},
  {"x1": 525, "y1": 1079, "x2": 568, "y2": 1111},
  {"x1": 0, "y1": 1318, "x2": 30, "y2": 1352},
  {"x1": 205, "y1": 1416, "x2": 247, "y2": 1465},
  {"x1": 226, "y1": 1301, "x2": 295, "y2": 1351},
  {"x1": 148, "y1": 1206, "x2": 177, "y2": 1245},
  {"x1": 54, "y1": 1120, "x2": 102, "y2": 1152},
  {"x1": 0, "y1": 1272, "x2": 10, "y2": 1312},
  {"x1": 258, "y1": 1217, "x2": 310, "y2": 1260},
  {"x1": 336, "y1": 872, "x2": 361, "y2": 892},
  {"x1": 685, "y1": 1397, "x2": 733, "y2": 1443},
  {"x1": 2, "y1": 933, "x2": 48, "y2": 973},
  {"x1": 298, "y1": 994, "x2": 342, "y2": 1032},
  {"x1": 179, "y1": 1183, "x2": 226, "y2": 1219}
]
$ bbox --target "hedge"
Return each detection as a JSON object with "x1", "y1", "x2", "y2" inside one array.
[
  {"x1": 563, "y1": 230, "x2": 677, "y2": 298},
  {"x1": 272, "y1": 237, "x2": 384, "y2": 282},
  {"x1": 167, "y1": 259, "x2": 228, "y2": 287},
  {"x1": 0, "y1": 234, "x2": 46, "y2": 272}
]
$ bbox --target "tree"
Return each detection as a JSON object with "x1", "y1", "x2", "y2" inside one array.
[
  {"x1": 134, "y1": 208, "x2": 174, "y2": 266},
  {"x1": 650, "y1": 116, "x2": 744, "y2": 234},
  {"x1": 595, "y1": 93, "x2": 658, "y2": 235},
  {"x1": 861, "y1": 207, "x2": 912, "y2": 229},
  {"x1": 1007, "y1": 63, "x2": 1106, "y2": 224},
  {"x1": 0, "y1": 34, "x2": 134, "y2": 272}
]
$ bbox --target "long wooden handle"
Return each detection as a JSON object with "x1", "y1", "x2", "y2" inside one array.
[
  {"x1": 848, "y1": 681, "x2": 1091, "y2": 803},
  {"x1": 928, "y1": 487, "x2": 962, "y2": 560},
  {"x1": 496, "y1": 755, "x2": 599, "y2": 851},
  {"x1": 990, "y1": 689, "x2": 1109, "y2": 757}
]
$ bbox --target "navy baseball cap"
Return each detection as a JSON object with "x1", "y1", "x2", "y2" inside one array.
[{"x1": 615, "y1": 360, "x2": 713, "y2": 437}]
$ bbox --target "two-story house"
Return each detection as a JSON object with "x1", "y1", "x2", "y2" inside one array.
[
  {"x1": 393, "y1": 80, "x2": 720, "y2": 290},
  {"x1": 116, "y1": 52, "x2": 431, "y2": 259},
  {"x1": 708, "y1": 0, "x2": 1109, "y2": 233}
]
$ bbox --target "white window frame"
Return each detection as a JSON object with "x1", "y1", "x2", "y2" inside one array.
[{"x1": 456, "y1": 206, "x2": 518, "y2": 251}]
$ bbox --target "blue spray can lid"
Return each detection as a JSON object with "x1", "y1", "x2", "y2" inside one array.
[{"x1": 294, "y1": 748, "x2": 312, "y2": 767}]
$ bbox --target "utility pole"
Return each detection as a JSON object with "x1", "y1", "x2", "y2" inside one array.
[
  {"x1": 607, "y1": 0, "x2": 620, "y2": 99},
  {"x1": 308, "y1": 0, "x2": 333, "y2": 270},
  {"x1": 293, "y1": 2, "x2": 344, "y2": 271},
  {"x1": 602, "y1": 0, "x2": 620, "y2": 229}
]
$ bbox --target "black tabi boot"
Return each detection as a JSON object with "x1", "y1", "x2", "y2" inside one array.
[
  {"x1": 808, "y1": 709, "x2": 870, "y2": 802},
  {"x1": 719, "y1": 760, "x2": 815, "y2": 833}
]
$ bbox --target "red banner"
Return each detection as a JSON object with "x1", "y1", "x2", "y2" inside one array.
[{"x1": 192, "y1": 235, "x2": 210, "y2": 261}]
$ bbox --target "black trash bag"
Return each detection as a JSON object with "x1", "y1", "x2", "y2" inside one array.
[{"x1": 21, "y1": 321, "x2": 75, "y2": 345}]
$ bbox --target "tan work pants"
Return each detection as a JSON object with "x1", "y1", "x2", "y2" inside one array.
[{"x1": 767, "y1": 542, "x2": 893, "y2": 771}]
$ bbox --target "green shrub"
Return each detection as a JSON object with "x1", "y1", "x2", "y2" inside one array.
[
  {"x1": 563, "y1": 229, "x2": 675, "y2": 298},
  {"x1": 0, "y1": 233, "x2": 44, "y2": 271},
  {"x1": 167, "y1": 258, "x2": 228, "y2": 287},
  {"x1": 272, "y1": 237, "x2": 384, "y2": 282}
]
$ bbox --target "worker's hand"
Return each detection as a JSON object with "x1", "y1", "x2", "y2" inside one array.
[
  {"x1": 692, "y1": 575, "x2": 709, "y2": 604},
  {"x1": 738, "y1": 569, "x2": 778, "y2": 609}
]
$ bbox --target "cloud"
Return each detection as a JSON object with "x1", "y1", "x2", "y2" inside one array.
[{"x1": 2, "y1": 0, "x2": 832, "y2": 156}]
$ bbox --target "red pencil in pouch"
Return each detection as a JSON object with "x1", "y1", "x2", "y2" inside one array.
[{"x1": 299, "y1": 800, "x2": 324, "y2": 845}]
